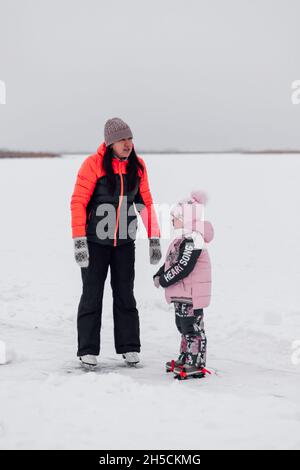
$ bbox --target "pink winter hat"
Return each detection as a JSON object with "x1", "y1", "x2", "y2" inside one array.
[{"x1": 171, "y1": 190, "x2": 209, "y2": 234}]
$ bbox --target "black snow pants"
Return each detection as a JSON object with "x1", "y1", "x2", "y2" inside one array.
[
  {"x1": 77, "y1": 240, "x2": 140, "y2": 356},
  {"x1": 174, "y1": 302, "x2": 207, "y2": 368}
]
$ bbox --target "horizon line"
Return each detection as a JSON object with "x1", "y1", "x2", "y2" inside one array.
[{"x1": 1, "y1": 148, "x2": 300, "y2": 157}]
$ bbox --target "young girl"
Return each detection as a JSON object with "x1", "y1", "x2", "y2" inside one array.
[{"x1": 153, "y1": 190, "x2": 214, "y2": 379}]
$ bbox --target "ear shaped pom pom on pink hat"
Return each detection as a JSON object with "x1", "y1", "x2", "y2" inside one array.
[{"x1": 190, "y1": 190, "x2": 208, "y2": 205}]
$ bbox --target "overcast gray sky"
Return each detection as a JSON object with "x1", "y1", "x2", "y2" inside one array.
[{"x1": 0, "y1": 0, "x2": 300, "y2": 152}]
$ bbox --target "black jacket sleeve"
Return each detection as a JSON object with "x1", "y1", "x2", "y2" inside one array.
[
  {"x1": 153, "y1": 263, "x2": 165, "y2": 279},
  {"x1": 159, "y1": 238, "x2": 202, "y2": 288}
]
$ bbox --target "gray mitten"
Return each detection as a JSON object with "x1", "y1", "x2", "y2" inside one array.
[
  {"x1": 149, "y1": 238, "x2": 162, "y2": 265},
  {"x1": 74, "y1": 237, "x2": 89, "y2": 268}
]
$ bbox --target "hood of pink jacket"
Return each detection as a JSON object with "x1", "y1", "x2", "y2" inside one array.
[{"x1": 203, "y1": 220, "x2": 214, "y2": 243}]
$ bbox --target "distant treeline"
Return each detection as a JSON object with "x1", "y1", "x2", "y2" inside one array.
[
  {"x1": 0, "y1": 150, "x2": 60, "y2": 158},
  {"x1": 140, "y1": 149, "x2": 300, "y2": 154},
  {"x1": 1, "y1": 149, "x2": 300, "y2": 158}
]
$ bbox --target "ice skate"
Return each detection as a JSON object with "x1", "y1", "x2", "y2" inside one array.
[
  {"x1": 165, "y1": 353, "x2": 185, "y2": 372},
  {"x1": 122, "y1": 352, "x2": 140, "y2": 366},
  {"x1": 79, "y1": 354, "x2": 98, "y2": 370},
  {"x1": 174, "y1": 364, "x2": 211, "y2": 380}
]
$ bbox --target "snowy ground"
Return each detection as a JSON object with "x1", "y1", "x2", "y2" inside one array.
[{"x1": 0, "y1": 152, "x2": 300, "y2": 450}]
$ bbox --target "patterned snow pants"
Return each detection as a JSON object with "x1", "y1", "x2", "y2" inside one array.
[{"x1": 174, "y1": 302, "x2": 207, "y2": 368}]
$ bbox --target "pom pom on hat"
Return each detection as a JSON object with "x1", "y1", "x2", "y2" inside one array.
[{"x1": 191, "y1": 190, "x2": 208, "y2": 205}]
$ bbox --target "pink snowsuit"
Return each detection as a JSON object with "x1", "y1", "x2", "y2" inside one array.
[{"x1": 163, "y1": 221, "x2": 214, "y2": 309}]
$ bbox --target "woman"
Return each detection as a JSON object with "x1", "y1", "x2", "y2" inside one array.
[{"x1": 70, "y1": 117, "x2": 162, "y2": 369}]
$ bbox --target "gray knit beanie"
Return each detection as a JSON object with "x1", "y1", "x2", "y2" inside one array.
[{"x1": 104, "y1": 117, "x2": 133, "y2": 146}]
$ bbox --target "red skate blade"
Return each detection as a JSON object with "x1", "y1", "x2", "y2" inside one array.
[
  {"x1": 166, "y1": 360, "x2": 185, "y2": 373},
  {"x1": 201, "y1": 368, "x2": 212, "y2": 375},
  {"x1": 173, "y1": 367, "x2": 206, "y2": 379}
]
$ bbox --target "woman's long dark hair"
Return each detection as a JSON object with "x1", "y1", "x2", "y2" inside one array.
[{"x1": 103, "y1": 145, "x2": 145, "y2": 195}]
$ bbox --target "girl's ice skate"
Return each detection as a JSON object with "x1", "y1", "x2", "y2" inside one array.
[
  {"x1": 122, "y1": 352, "x2": 140, "y2": 366},
  {"x1": 174, "y1": 364, "x2": 211, "y2": 380},
  {"x1": 79, "y1": 354, "x2": 98, "y2": 370},
  {"x1": 165, "y1": 353, "x2": 185, "y2": 372}
]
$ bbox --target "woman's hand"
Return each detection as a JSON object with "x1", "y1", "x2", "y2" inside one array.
[
  {"x1": 149, "y1": 238, "x2": 162, "y2": 265},
  {"x1": 153, "y1": 276, "x2": 160, "y2": 288},
  {"x1": 74, "y1": 236, "x2": 89, "y2": 268}
]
